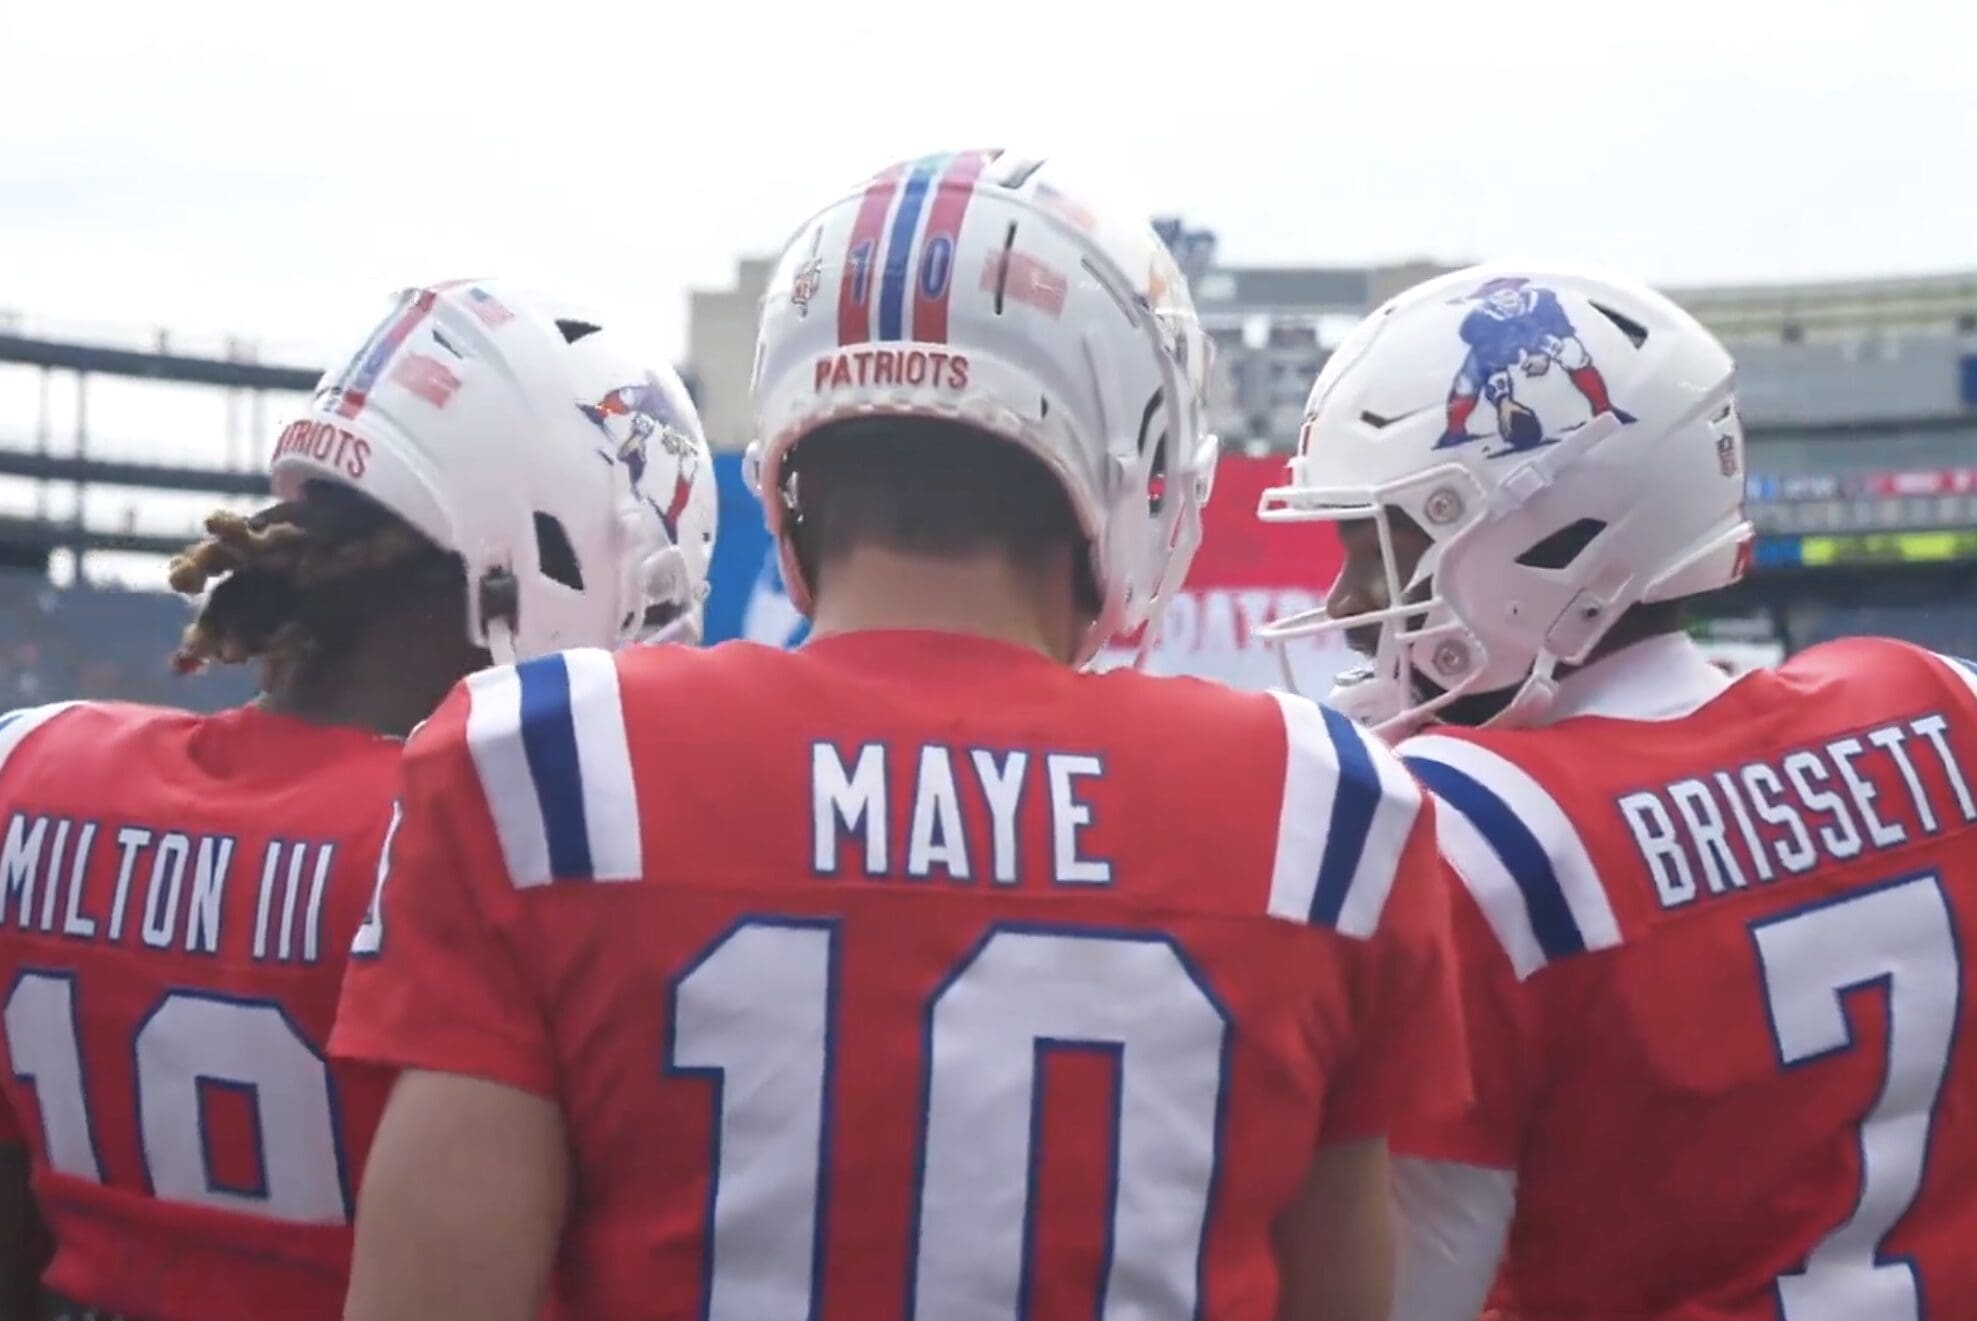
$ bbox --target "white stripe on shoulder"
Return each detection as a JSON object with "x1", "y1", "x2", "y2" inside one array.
[
  {"x1": 1927, "y1": 650, "x2": 1977, "y2": 703},
  {"x1": 562, "y1": 647, "x2": 642, "y2": 882},
  {"x1": 1338, "y1": 718, "x2": 1424, "y2": 941},
  {"x1": 1265, "y1": 690, "x2": 1423, "y2": 939},
  {"x1": 0, "y1": 702, "x2": 84, "y2": 780},
  {"x1": 1265, "y1": 691, "x2": 1330, "y2": 925},
  {"x1": 1401, "y1": 732, "x2": 1621, "y2": 978},
  {"x1": 1401, "y1": 760, "x2": 1548, "y2": 980},
  {"x1": 463, "y1": 664, "x2": 552, "y2": 889},
  {"x1": 463, "y1": 652, "x2": 642, "y2": 889}
]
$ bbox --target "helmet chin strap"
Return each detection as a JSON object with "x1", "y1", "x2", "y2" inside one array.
[
  {"x1": 483, "y1": 616, "x2": 521, "y2": 668},
  {"x1": 1493, "y1": 651, "x2": 1563, "y2": 729},
  {"x1": 1333, "y1": 630, "x2": 1544, "y2": 742},
  {"x1": 641, "y1": 612, "x2": 703, "y2": 647},
  {"x1": 635, "y1": 546, "x2": 697, "y2": 644},
  {"x1": 474, "y1": 567, "x2": 524, "y2": 668}
]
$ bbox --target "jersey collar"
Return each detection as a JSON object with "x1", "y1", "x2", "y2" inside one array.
[{"x1": 1545, "y1": 632, "x2": 1735, "y2": 724}]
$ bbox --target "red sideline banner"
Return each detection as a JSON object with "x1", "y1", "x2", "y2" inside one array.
[
  {"x1": 724, "y1": 453, "x2": 1356, "y2": 695},
  {"x1": 1096, "y1": 455, "x2": 1353, "y2": 692}
]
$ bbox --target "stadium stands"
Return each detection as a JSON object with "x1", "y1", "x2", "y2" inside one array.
[
  {"x1": 4, "y1": 252, "x2": 1976, "y2": 708},
  {"x1": 0, "y1": 567, "x2": 252, "y2": 712},
  {"x1": 1789, "y1": 600, "x2": 1977, "y2": 656}
]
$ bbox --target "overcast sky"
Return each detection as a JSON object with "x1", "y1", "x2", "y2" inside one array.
[{"x1": 4, "y1": 0, "x2": 1975, "y2": 369}]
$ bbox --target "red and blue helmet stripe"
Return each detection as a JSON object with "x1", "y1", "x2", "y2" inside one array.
[{"x1": 835, "y1": 149, "x2": 999, "y2": 348}]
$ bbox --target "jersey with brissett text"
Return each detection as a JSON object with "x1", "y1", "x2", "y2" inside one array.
[
  {"x1": 1393, "y1": 637, "x2": 1977, "y2": 1320},
  {"x1": 0, "y1": 701, "x2": 400, "y2": 1320},
  {"x1": 331, "y1": 629, "x2": 1470, "y2": 1320}
]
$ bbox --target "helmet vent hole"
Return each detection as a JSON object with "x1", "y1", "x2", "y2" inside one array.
[
  {"x1": 555, "y1": 319, "x2": 603, "y2": 345},
  {"x1": 1079, "y1": 256, "x2": 1138, "y2": 327},
  {"x1": 1515, "y1": 517, "x2": 1607, "y2": 570},
  {"x1": 1000, "y1": 156, "x2": 1046, "y2": 189},
  {"x1": 1590, "y1": 302, "x2": 1649, "y2": 348},
  {"x1": 1359, "y1": 403, "x2": 1435, "y2": 430},
  {"x1": 1136, "y1": 389, "x2": 1169, "y2": 515},
  {"x1": 534, "y1": 512, "x2": 585, "y2": 590},
  {"x1": 992, "y1": 222, "x2": 1018, "y2": 315},
  {"x1": 430, "y1": 325, "x2": 467, "y2": 359}
]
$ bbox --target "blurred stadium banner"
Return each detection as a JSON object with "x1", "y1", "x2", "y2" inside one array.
[
  {"x1": 702, "y1": 453, "x2": 1355, "y2": 693},
  {"x1": 1755, "y1": 529, "x2": 1977, "y2": 568}
]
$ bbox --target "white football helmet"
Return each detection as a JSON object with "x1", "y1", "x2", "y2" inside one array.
[
  {"x1": 1259, "y1": 264, "x2": 1751, "y2": 734},
  {"x1": 269, "y1": 280, "x2": 718, "y2": 661},
  {"x1": 745, "y1": 150, "x2": 1219, "y2": 666}
]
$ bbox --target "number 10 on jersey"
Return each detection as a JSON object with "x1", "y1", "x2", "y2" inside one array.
[{"x1": 666, "y1": 918, "x2": 1231, "y2": 1319}]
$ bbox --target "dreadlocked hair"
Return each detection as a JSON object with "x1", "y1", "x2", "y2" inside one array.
[{"x1": 167, "y1": 483, "x2": 461, "y2": 686}]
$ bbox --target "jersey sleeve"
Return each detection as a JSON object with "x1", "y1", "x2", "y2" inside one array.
[
  {"x1": 1320, "y1": 804, "x2": 1475, "y2": 1142},
  {"x1": 0, "y1": 701, "x2": 87, "y2": 1142},
  {"x1": 1917, "y1": 645, "x2": 1977, "y2": 721},
  {"x1": 330, "y1": 678, "x2": 559, "y2": 1098},
  {"x1": 1260, "y1": 693, "x2": 1475, "y2": 1142},
  {"x1": 1387, "y1": 730, "x2": 1626, "y2": 1168},
  {"x1": 1386, "y1": 886, "x2": 1540, "y2": 1167}
]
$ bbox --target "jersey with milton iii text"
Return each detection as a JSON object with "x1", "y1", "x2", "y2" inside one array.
[
  {"x1": 1393, "y1": 636, "x2": 1977, "y2": 1321},
  {"x1": 332, "y1": 629, "x2": 1471, "y2": 1320},
  {"x1": 0, "y1": 701, "x2": 400, "y2": 1321}
]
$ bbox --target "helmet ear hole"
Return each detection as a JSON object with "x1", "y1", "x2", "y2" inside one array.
[
  {"x1": 533, "y1": 513, "x2": 584, "y2": 590},
  {"x1": 1514, "y1": 517, "x2": 1608, "y2": 571}
]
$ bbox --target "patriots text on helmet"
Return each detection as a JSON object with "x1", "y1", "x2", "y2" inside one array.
[
  {"x1": 813, "y1": 348, "x2": 969, "y2": 393},
  {"x1": 271, "y1": 418, "x2": 370, "y2": 481}
]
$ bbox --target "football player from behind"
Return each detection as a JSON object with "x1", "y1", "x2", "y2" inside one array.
[
  {"x1": 1260, "y1": 263, "x2": 1977, "y2": 1320},
  {"x1": 0, "y1": 282, "x2": 715, "y2": 1321},
  {"x1": 334, "y1": 150, "x2": 1471, "y2": 1321}
]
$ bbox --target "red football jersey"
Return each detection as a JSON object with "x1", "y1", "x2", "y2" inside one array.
[
  {"x1": 1393, "y1": 637, "x2": 1977, "y2": 1320},
  {"x1": 0, "y1": 700, "x2": 401, "y2": 1319},
  {"x1": 332, "y1": 629, "x2": 1470, "y2": 1319}
]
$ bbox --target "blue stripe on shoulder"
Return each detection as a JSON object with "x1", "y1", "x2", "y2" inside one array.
[
  {"x1": 1309, "y1": 704, "x2": 1381, "y2": 927},
  {"x1": 516, "y1": 655, "x2": 594, "y2": 881},
  {"x1": 1403, "y1": 754, "x2": 1586, "y2": 961}
]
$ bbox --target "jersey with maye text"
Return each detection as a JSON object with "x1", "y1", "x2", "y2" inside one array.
[
  {"x1": 0, "y1": 701, "x2": 401, "y2": 1320},
  {"x1": 332, "y1": 629, "x2": 1470, "y2": 1320},
  {"x1": 1394, "y1": 637, "x2": 1977, "y2": 1321}
]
